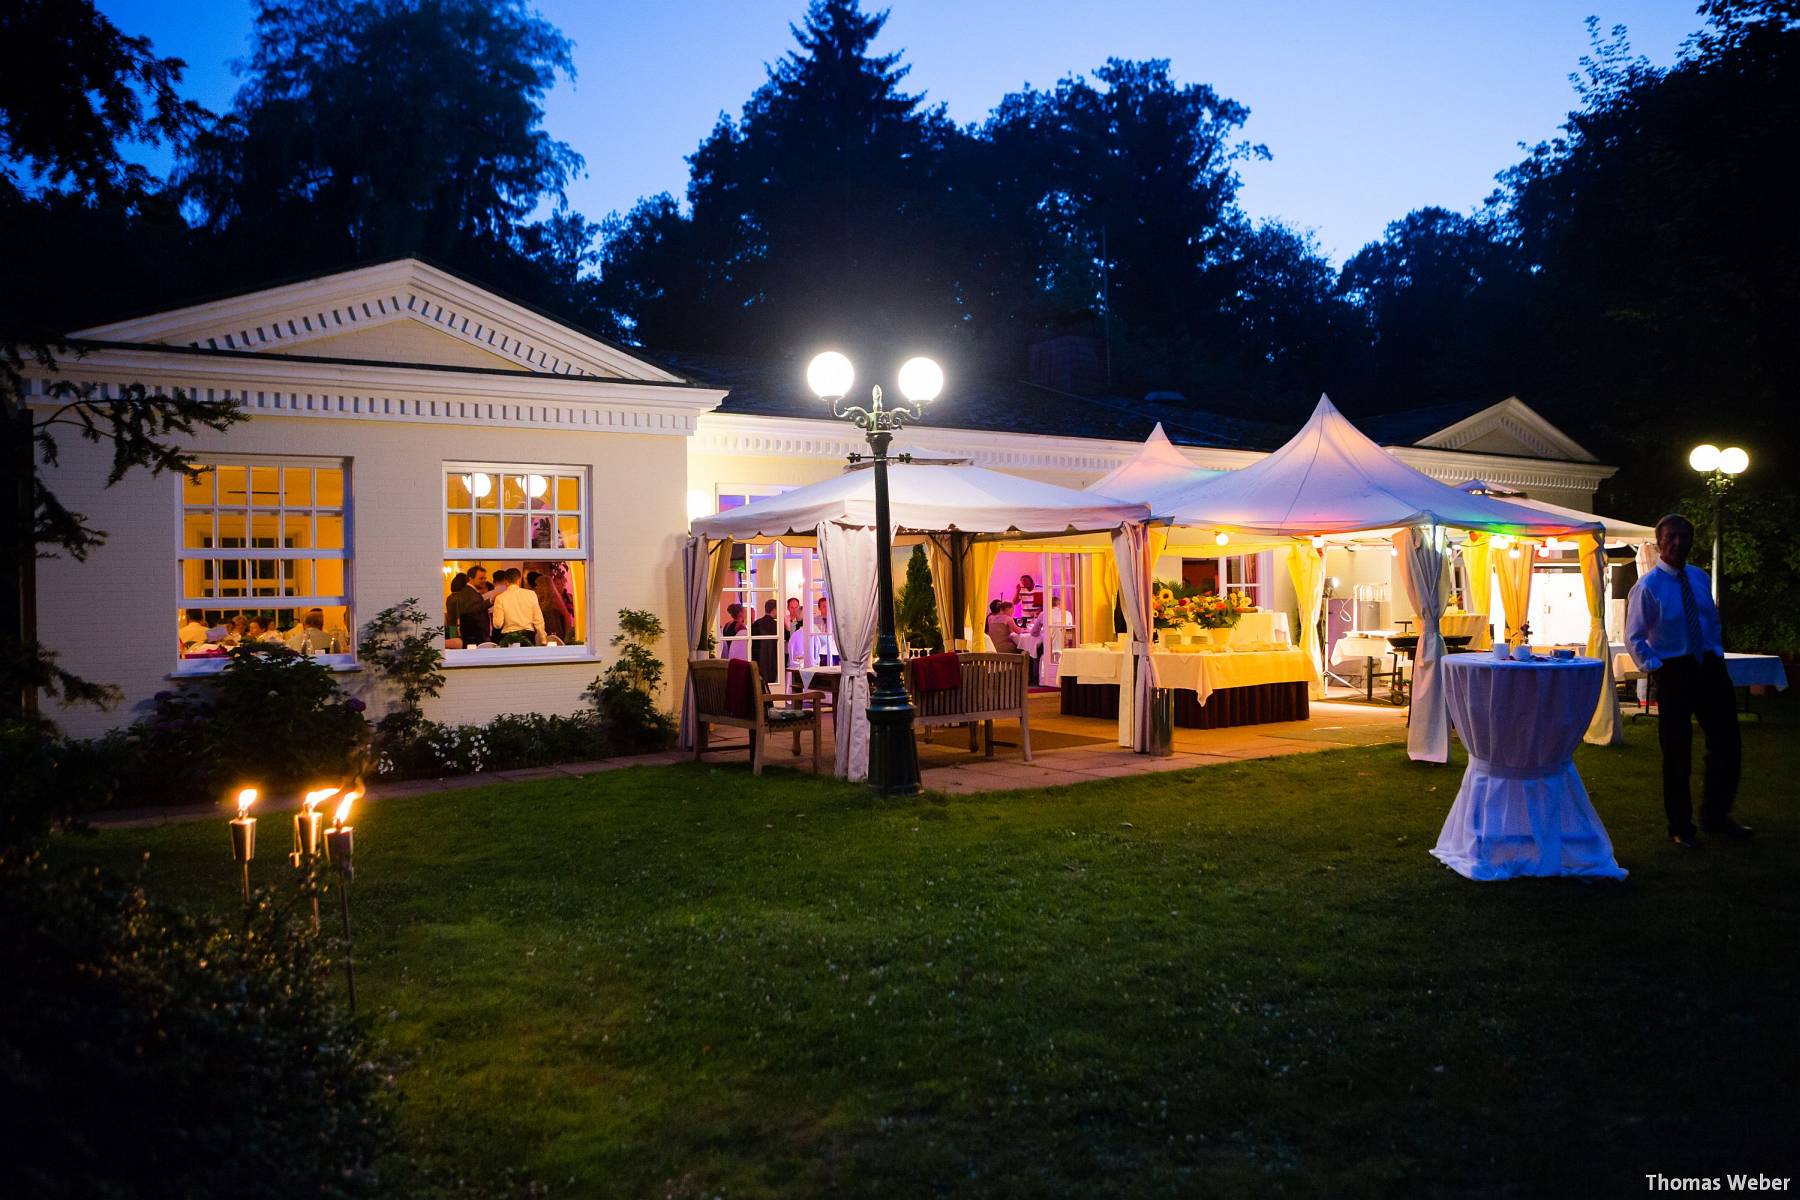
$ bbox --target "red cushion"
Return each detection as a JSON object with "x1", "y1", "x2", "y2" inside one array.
[
  {"x1": 914, "y1": 651, "x2": 963, "y2": 693},
  {"x1": 725, "y1": 658, "x2": 757, "y2": 719}
]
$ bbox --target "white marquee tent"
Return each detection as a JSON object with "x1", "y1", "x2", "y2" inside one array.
[
  {"x1": 1150, "y1": 396, "x2": 1611, "y2": 762},
  {"x1": 685, "y1": 460, "x2": 1153, "y2": 778},
  {"x1": 1087, "y1": 422, "x2": 1219, "y2": 508}
]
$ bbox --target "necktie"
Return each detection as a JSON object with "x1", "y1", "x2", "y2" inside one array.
[{"x1": 1676, "y1": 568, "x2": 1706, "y2": 659}]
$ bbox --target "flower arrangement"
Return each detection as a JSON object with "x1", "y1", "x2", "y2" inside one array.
[{"x1": 1152, "y1": 580, "x2": 1253, "y2": 630}]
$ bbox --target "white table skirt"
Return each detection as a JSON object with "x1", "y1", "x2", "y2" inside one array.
[
  {"x1": 1432, "y1": 655, "x2": 1626, "y2": 882},
  {"x1": 1058, "y1": 645, "x2": 1310, "y2": 707}
]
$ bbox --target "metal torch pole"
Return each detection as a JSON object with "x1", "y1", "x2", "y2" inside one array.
[{"x1": 865, "y1": 427, "x2": 921, "y2": 795}]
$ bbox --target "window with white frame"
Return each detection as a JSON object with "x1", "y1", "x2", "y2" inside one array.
[
  {"x1": 177, "y1": 459, "x2": 351, "y2": 669},
  {"x1": 443, "y1": 465, "x2": 588, "y2": 657},
  {"x1": 1179, "y1": 551, "x2": 1272, "y2": 608},
  {"x1": 713, "y1": 487, "x2": 832, "y2": 678}
]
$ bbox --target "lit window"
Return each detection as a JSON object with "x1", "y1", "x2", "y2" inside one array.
[
  {"x1": 443, "y1": 465, "x2": 588, "y2": 659},
  {"x1": 712, "y1": 487, "x2": 831, "y2": 682},
  {"x1": 177, "y1": 459, "x2": 352, "y2": 670}
]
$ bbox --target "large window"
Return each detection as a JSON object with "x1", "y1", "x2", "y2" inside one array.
[
  {"x1": 177, "y1": 458, "x2": 351, "y2": 670},
  {"x1": 1180, "y1": 551, "x2": 1272, "y2": 608},
  {"x1": 442, "y1": 464, "x2": 589, "y2": 660},
  {"x1": 713, "y1": 487, "x2": 831, "y2": 680}
]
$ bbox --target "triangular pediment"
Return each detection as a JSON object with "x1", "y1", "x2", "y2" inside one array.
[
  {"x1": 1412, "y1": 397, "x2": 1596, "y2": 463},
  {"x1": 72, "y1": 258, "x2": 682, "y2": 383}
]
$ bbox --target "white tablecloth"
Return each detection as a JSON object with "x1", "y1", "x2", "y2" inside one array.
[
  {"x1": 1058, "y1": 645, "x2": 1310, "y2": 707},
  {"x1": 1332, "y1": 631, "x2": 1397, "y2": 666},
  {"x1": 1612, "y1": 649, "x2": 1788, "y2": 689},
  {"x1": 1232, "y1": 611, "x2": 1291, "y2": 646},
  {"x1": 1432, "y1": 655, "x2": 1626, "y2": 881}
]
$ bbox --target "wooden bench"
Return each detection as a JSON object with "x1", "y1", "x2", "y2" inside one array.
[
  {"x1": 906, "y1": 651, "x2": 1032, "y2": 761},
  {"x1": 689, "y1": 659, "x2": 829, "y2": 776}
]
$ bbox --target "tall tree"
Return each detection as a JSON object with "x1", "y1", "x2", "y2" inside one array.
[
  {"x1": 1336, "y1": 207, "x2": 1530, "y2": 413},
  {"x1": 1, "y1": 1, "x2": 243, "y2": 719},
  {"x1": 596, "y1": 0, "x2": 976, "y2": 361},
  {"x1": 180, "y1": 0, "x2": 585, "y2": 302}
]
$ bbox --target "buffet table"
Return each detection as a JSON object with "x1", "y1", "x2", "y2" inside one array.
[
  {"x1": 1057, "y1": 645, "x2": 1311, "y2": 729},
  {"x1": 1432, "y1": 654, "x2": 1626, "y2": 881}
]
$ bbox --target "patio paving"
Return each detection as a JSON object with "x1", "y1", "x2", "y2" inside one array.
[{"x1": 697, "y1": 692, "x2": 1409, "y2": 791}]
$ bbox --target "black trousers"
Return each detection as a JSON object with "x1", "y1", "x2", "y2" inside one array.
[{"x1": 1651, "y1": 654, "x2": 1741, "y2": 836}]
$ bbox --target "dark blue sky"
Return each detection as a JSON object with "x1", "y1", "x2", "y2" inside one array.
[{"x1": 97, "y1": 0, "x2": 1703, "y2": 262}]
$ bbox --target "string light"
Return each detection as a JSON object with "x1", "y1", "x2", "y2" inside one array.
[
  {"x1": 1310, "y1": 535, "x2": 1325, "y2": 549},
  {"x1": 1214, "y1": 531, "x2": 1230, "y2": 546}
]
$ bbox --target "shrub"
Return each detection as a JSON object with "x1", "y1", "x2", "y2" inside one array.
[
  {"x1": 897, "y1": 545, "x2": 944, "y2": 652},
  {"x1": 74, "y1": 645, "x2": 371, "y2": 810},
  {"x1": 0, "y1": 855, "x2": 390, "y2": 1198},
  {"x1": 358, "y1": 598, "x2": 446, "y2": 713},
  {"x1": 586, "y1": 609, "x2": 676, "y2": 753}
]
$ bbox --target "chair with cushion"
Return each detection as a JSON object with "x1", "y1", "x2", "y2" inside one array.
[{"x1": 689, "y1": 658, "x2": 829, "y2": 776}]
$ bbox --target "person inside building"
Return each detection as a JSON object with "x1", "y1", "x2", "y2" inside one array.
[
  {"x1": 289, "y1": 608, "x2": 335, "y2": 654},
  {"x1": 720, "y1": 602, "x2": 750, "y2": 660},
  {"x1": 1013, "y1": 574, "x2": 1044, "y2": 625},
  {"x1": 179, "y1": 610, "x2": 209, "y2": 648},
  {"x1": 467, "y1": 564, "x2": 494, "y2": 594},
  {"x1": 528, "y1": 569, "x2": 574, "y2": 643},
  {"x1": 445, "y1": 571, "x2": 491, "y2": 644},
  {"x1": 986, "y1": 598, "x2": 1021, "y2": 654},
  {"x1": 752, "y1": 597, "x2": 781, "y2": 684},
  {"x1": 785, "y1": 596, "x2": 804, "y2": 635},
  {"x1": 491, "y1": 568, "x2": 546, "y2": 645}
]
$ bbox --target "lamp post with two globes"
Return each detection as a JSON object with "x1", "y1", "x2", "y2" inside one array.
[
  {"x1": 1688, "y1": 443, "x2": 1749, "y2": 607},
  {"x1": 806, "y1": 351, "x2": 944, "y2": 796}
]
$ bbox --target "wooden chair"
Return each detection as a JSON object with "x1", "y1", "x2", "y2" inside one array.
[
  {"x1": 906, "y1": 651, "x2": 1032, "y2": 761},
  {"x1": 689, "y1": 659, "x2": 829, "y2": 776}
]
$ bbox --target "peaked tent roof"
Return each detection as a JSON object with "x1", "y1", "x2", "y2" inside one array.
[
  {"x1": 1086, "y1": 423, "x2": 1221, "y2": 505},
  {"x1": 690, "y1": 460, "x2": 1149, "y2": 540},
  {"x1": 1154, "y1": 396, "x2": 1602, "y2": 538},
  {"x1": 1455, "y1": 480, "x2": 1655, "y2": 542}
]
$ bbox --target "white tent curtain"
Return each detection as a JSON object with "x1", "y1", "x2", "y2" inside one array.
[
  {"x1": 923, "y1": 536, "x2": 958, "y2": 652},
  {"x1": 818, "y1": 521, "x2": 881, "y2": 781},
  {"x1": 1394, "y1": 525, "x2": 1449, "y2": 763},
  {"x1": 1110, "y1": 523, "x2": 1158, "y2": 752},
  {"x1": 678, "y1": 535, "x2": 733, "y2": 750},
  {"x1": 1495, "y1": 546, "x2": 1534, "y2": 646},
  {"x1": 1580, "y1": 532, "x2": 1623, "y2": 745},
  {"x1": 1285, "y1": 544, "x2": 1327, "y2": 699}
]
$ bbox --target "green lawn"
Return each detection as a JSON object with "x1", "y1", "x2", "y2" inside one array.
[{"x1": 55, "y1": 701, "x2": 1799, "y2": 1197}]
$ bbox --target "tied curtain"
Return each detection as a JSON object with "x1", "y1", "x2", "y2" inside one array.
[
  {"x1": 923, "y1": 536, "x2": 959, "y2": 652},
  {"x1": 1580, "y1": 532, "x2": 1623, "y2": 745},
  {"x1": 1462, "y1": 534, "x2": 1494, "y2": 650},
  {"x1": 1495, "y1": 545, "x2": 1534, "y2": 646},
  {"x1": 678, "y1": 535, "x2": 734, "y2": 750},
  {"x1": 818, "y1": 521, "x2": 881, "y2": 781},
  {"x1": 1394, "y1": 526, "x2": 1449, "y2": 763},
  {"x1": 1083, "y1": 549, "x2": 1120, "y2": 646},
  {"x1": 1110, "y1": 523, "x2": 1158, "y2": 751},
  {"x1": 1285, "y1": 543, "x2": 1327, "y2": 699},
  {"x1": 963, "y1": 541, "x2": 1001, "y2": 650}
]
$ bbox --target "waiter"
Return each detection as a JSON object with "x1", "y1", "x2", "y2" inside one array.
[{"x1": 1625, "y1": 513, "x2": 1749, "y2": 849}]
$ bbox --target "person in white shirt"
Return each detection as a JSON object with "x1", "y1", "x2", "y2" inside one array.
[
  {"x1": 1625, "y1": 513, "x2": 1746, "y2": 848},
  {"x1": 178, "y1": 610, "x2": 209, "y2": 649},
  {"x1": 490, "y1": 568, "x2": 546, "y2": 645}
]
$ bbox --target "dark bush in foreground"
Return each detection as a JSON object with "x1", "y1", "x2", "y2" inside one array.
[{"x1": 0, "y1": 856, "x2": 390, "y2": 1199}]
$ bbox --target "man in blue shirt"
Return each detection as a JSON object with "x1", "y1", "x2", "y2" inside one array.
[{"x1": 1625, "y1": 513, "x2": 1748, "y2": 848}]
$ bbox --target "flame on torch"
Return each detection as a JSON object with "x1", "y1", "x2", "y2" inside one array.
[
  {"x1": 236, "y1": 788, "x2": 257, "y2": 818},
  {"x1": 334, "y1": 791, "x2": 359, "y2": 828},
  {"x1": 303, "y1": 787, "x2": 339, "y2": 815}
]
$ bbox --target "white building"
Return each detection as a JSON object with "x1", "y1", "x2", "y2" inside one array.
[{"x1": 26, "y1": 259, "x2": 1615, "y2": 737}]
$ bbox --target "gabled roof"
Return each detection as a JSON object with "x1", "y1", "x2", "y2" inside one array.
[
  {"x1": 72, "y1": 258, "x2": 684, "y2": 384},
  {"x1": 1154, "y1": 395, "x2": 1603, "y2": 537},
  {"x1": 1371, "y1": 396, "x2": 1598, "y2": 463}
]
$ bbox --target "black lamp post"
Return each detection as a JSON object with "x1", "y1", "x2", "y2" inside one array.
[
  {"x1": 1687, "y1": 442, "x2": 1748, "y2": 610},
  {"x1": 807, "y1": 351, "x2": 943, "y2": 796}
]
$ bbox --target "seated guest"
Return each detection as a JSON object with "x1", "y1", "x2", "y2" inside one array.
[
  {"x1": 490, "y1": 568, "x2": 546, "y2": 645},
  {"x1": 986, "y1": 599, "x2": 1021, "y2": 654},
  {"x1": 528, "y1": 570, "x2": 574, "y2": 642},
  {"x1": 224, "y1": 615, "x2": 250, "y2": 645},
  {"x1": 291, "y1": 608, "x2": 334, "y2": 655},
  {"x1": 179, "y1": 609, "x2": 209, "y2": 648},
  {"x1": 785, "y1": 596, "x2": 804, "y2": 635},
  {"x1": 814, "y1": 596, "x2": 830, "y2": 632},
  {"x1": 751, "y1": 598, "x2": 780, "y2": 683},
  {"x1": 445, "y1": 572, "x2": 491, "y2": 644},
  {"x1": 247, "y1": 615, "x2": 276, "y2": 643}
]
